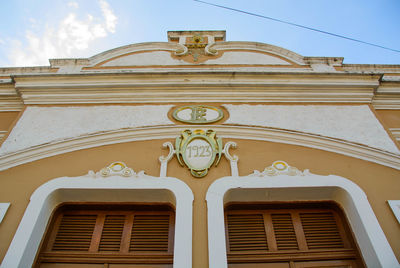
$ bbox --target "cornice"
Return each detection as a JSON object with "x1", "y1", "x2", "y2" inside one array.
[
  {"x1": 13, "y1": 72, "x2": 380, "y2": 104},
  {"x1": 372, "y1": 82, "x2": 400, "y2": 109},
  {"x1": 390, "y1": 128, "x2": 400, "y2": 142},
  {"x1": 0, "y1": 70, "x2": 396, "y2": 108},
  {"x1": 0, "y1": 80, "x2": 23, "y2": 111},
  {"x1": 0, "y1": 80, "x2": 17, "y2": 95},
  {"x1": 12, "y1": 70, "x2": 381, "y2": 79},
  {"x1": 0, "y1": 131, "x2": 7, "y2": 140},
  {"x1": 342, "y1": 64, "x2": 400, "y2": 73},
  {"x1": 0, "y1": 66, "x2": 58, "y2": 75},
  {"x1": 0, "y1": 97, "x2": 23, "y2": 111},
  {"x1": 372, "y1": 97, "x2": 400, "y2": 109},
  {"x1": 0, "y1": 125, "x2": 399, "y2": 172}
]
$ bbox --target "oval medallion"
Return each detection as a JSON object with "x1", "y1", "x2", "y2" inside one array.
[
  {"x1": 173, "y1": 105, "x2": 224, "y2": 124},
  {"x1": 184, "y1": 138, "x2": 214, "y2": 170},
  {"x1": 175, "y1": 129, "x2": 223, "y2": 178}
]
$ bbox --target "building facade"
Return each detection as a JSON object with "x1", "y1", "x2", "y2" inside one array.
[{"x1": 0, "y1": 30, "x2": 400, "y2": 267}]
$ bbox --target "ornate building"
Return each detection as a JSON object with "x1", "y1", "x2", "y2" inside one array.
[{"x1": 0, "y1": 30, "x2": 399, "y2": 267}]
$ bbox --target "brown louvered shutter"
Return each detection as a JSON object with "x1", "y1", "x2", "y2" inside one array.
[
  {"x1": 271, "y1": 213, "x2": 298, "y2": 250},
  {"x1": 300, "y1": 212, "x2": 344, "y2": 249},
  {"x1": 52, "y1": 214, "x2": 97, "y2": 251},
  {"x1": 227, "y1": 214, "x2": 268, "y2": 252},
  {"x1": 36, "y1": 204, "x2": 174, "y2": 267},
  {"x1": 99, "y1": 214, "x2": 126, "y2": 251},
  {"x1": 130, "y1": 214, "x2": 171, "y2": 252},
  {"x1": 226, "y1": 203, "x2": 365, "y2": 267}
]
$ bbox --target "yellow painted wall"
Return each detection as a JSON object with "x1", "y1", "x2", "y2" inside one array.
[
  {"x1": 376, "y1": 110, "x2": 400, "y2": 128},
  {"x1": 0, "y1": 112, "x2": 20, "y2": 131},
  {"x1": 0, "y1": 138, "x2": 399, "y2": 267}
]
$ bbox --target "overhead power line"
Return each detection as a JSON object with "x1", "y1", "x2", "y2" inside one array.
[{"x1": 194, "y1": 0, "x2": 400, "y2": 54}]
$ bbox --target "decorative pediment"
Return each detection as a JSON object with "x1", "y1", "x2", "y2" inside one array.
[
  {"x1": 49, "y1": 31, "x2": 344, "y2": 71},
  {"x1": 84, "y1": 41, "x2": 307, "y2": 69}
]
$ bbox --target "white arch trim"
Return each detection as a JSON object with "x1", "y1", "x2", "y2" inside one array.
[
  {"x1": 206, "y1": 173, "x2": 399, "y2": 268},
  {"x1": 1, "y1": 174, "x2": 194, "y2": 268},
  {"x1": 0, "y1": 125, "x2": 399, "y2": 172}
]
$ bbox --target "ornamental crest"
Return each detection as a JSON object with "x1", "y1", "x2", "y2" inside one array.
[
  {"x1": 172, "y1": 105, "x2": 224, "y2": 124},
  {"x1": 176, "y1": 129, "x2": 223, "y2": 177}
]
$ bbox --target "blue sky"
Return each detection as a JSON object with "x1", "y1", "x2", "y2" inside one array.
[{"x1": 0, "y1": 0, "x2": 399, "y2": 67}]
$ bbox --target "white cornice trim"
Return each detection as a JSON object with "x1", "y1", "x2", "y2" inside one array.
[
  {"x1": 18, "y1": 91, "x2": 376, "y2": 104},
  {"x1": 373, "y1": 97, "x2": 400, "y2": 110},
  {"x1": 0, "y1": 84, "x2": 23, "y2": 111},
  {"x1": 0, "y1": 125, "x2": 399, "y2": 172},
  {"x1": 14, "y1": 73, "x2": 379, "y2": 104},
  {"x1": 372, "y1": 85, "x2": 400, "y2": 109},
  {"x1": 0, "y1": 98, "x2": 23, "y2": 111},
  {"x1": 17, "y1": 92, "x2": 375, "y2": 104},
  {"x1": 390, "y1": 128, "x2": 400, "y2": 141}
]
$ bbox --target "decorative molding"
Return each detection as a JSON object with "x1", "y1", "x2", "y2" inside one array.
[
  {"x1": 373, "y1": 84, "x2": 400, "y2": 109},
  {"x1": 0, "y1": 98, "x2": 24, "y2": 111},
  {"x1": 249, "y1": 160, "x2": 309, "y2": 177},
  {"x1": 373, "y1": 97, "x2": 400, "y2": 110},
  {"x1": 1, "y1": 174, "x2": 194, "y2": 268},
  {"x1": 390, "y1": 128, "x2": 400, "y2": 141},
  {"x1": 382, "y1": 76, "x2": 400, "y2": 82},
  {"x1": 85, "y1": 42, "x2": 187, "y2": 67},
  {"x1": 388, "y1": 200, "x2": 400, "y2": 224},
  {"x1": 159, "y1": 142, "x2": 175, "y2": 177},
  {"x1": 87, "y1": 162, "x2": 144, "y2": 178},
  {"x1": 0, "y1": 130, "x2": 7, "y2": 140},
  {"x1": 341, "y1": 64, "x2": 400, "y2": 73},
  {"x1": 173, "y1": 43, "x2": 188, "y2": 56},
  {"x1": 13, "y1": 72, "x2": 379, "y2": 104},
  {"x1": 172, "y1": 105, "x2": 224, "y2": 124},
  {"x1": 0, "y1": 82, "x2": 24, "y2": 111},
  {"x1": 205, "y1": 43, "x2": 218, "y2": 56},
  {"x1": 0, "y1": 203, "x2": 10, "y2": 224},
  {"x1": 0, "y1": 125, "x2": 399, "y2": 172},
  {"x1": 175, "y1": 129, "x2": 223, "y2": 177},
  {"x1": 222, "y1": 141, "x2": 238, "y2": 162},
  {"x1": 168, "y1": 32, "x2": 222, "y2": 63},
  {"x1": 206, "y1": 173, "x2": 400, "y2": 268},
  {"x1": 222, "y1": 141, "x2": 238, "y2": 177},
  {"x1": 159, "y1": 129, "x2": 237, "y2": 178},
  {"x1": 211, "y1": 42, "x2": 306, "y2": 65}
]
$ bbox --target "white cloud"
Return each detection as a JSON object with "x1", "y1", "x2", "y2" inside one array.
[
  {"x1": 68, "y1": 1, "x2": 79, "y2": 8},
  {"x1": 99, "y1": 0, "x2": 117, "y2": 33},
  {"x1": 8, "y1": 0, "x2": 118, "y2": 66}
]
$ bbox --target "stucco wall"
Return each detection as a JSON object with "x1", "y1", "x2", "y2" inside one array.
[
  {"x1": 1, "y1": 105, "x2": 399, "y2": 156},
  {"x1": 0, "y1": 138, "x2": 399, "y2": 267}
]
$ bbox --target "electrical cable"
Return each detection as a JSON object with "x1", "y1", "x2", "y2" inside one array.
[{"x1": 194, "y1": 0, "x2": 400, "y2": 53}]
